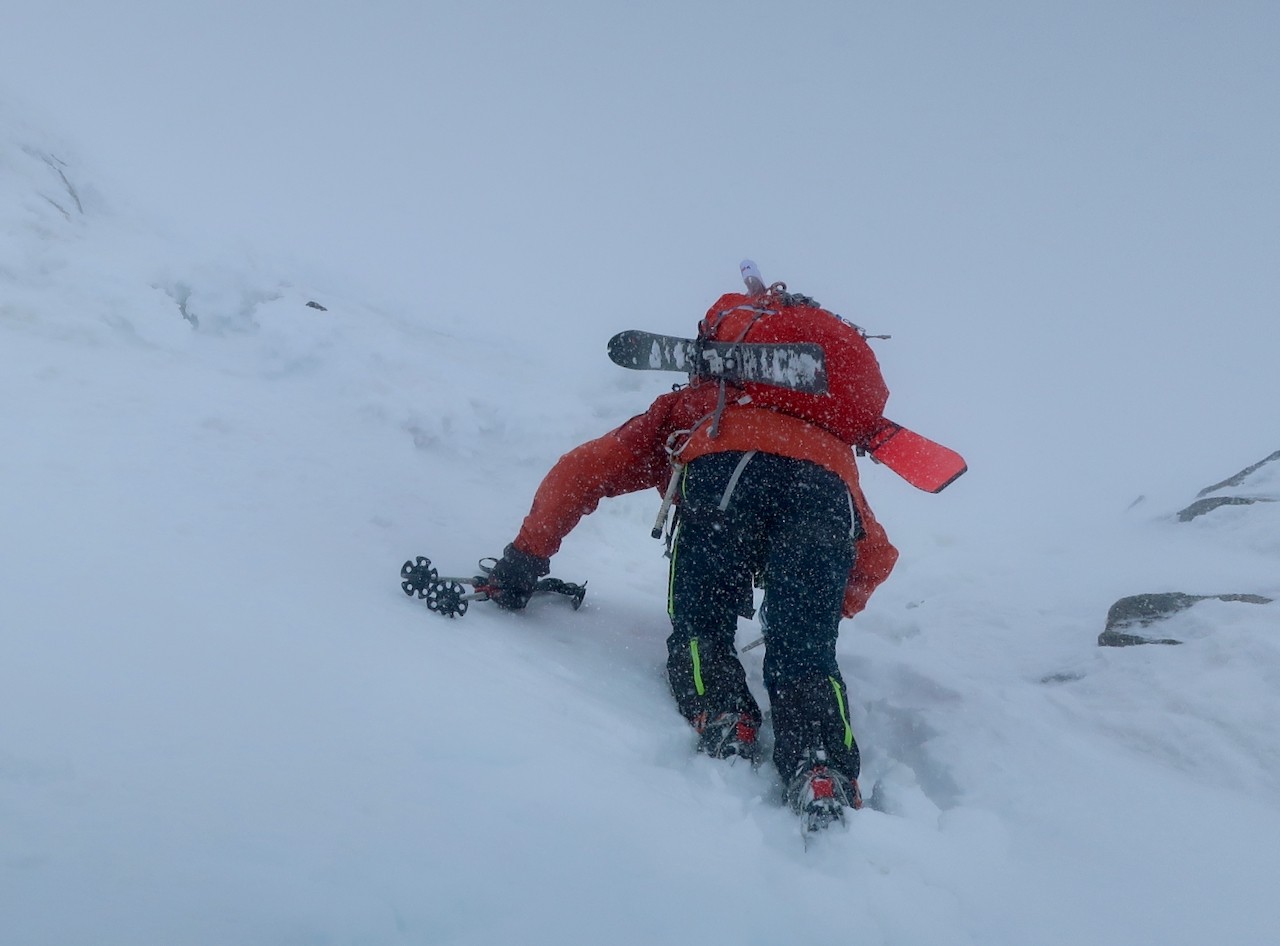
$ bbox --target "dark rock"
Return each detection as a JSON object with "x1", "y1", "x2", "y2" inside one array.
[
  {"x1": 1195, "y1": 450, "x2": 1280, "y2": 497},
  {"x1": 1177, "y1": 496, "x2": 1274, "y2": 522},
  {"x1": 1177, "y1": 450, "x2": 1280, "y2": 521},
  {"x1": 1098, "y1": 592, "x2": 1272, "y2": 647},
  {"x1": 1041, "y1": 670, "x2": 1087, "y2": 684}
]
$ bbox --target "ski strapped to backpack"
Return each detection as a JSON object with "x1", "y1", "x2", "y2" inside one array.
[
  {"x1": 400, "y1": 555, "x2": 587, "y2": 618},
  {"x1": 607, "y1": 330, "x2": 829, "y2": 395},
  {"x1": 606, "y1": 261, "x2": 967, "y2": 495},
  {"x1": 858, "y1": 418, "x2": 967, "y2": 494}
]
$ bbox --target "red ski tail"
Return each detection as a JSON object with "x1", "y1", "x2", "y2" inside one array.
[{"x1": 863, "y1": 419, "x2": 967, "y2": 493}]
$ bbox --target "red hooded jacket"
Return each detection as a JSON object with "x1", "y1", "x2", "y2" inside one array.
[{"x1": 511, "y1": 291, "x2": 899, "y2": 617}]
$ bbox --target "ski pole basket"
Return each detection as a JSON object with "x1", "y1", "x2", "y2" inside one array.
[{"x1": 399, "y1": 555, "x2": 587, "y2": 618}]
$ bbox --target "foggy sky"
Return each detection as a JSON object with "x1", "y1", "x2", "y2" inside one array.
[{"x1": 4, "y1": 1, "x2": 1277, "y2": 520}]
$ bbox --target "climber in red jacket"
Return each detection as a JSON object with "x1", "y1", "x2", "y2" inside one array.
[{"x1": 482, "y1": 268, "x2": 898, "y2": 824}]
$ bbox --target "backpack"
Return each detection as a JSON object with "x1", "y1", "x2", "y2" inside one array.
[{"x1": 697, "y1": 290, "x2": 889, "y2": 447}]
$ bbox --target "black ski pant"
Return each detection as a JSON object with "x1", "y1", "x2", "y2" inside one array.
[{"x1": 666, "y1": 450, "x2": 862, "y2": 781}]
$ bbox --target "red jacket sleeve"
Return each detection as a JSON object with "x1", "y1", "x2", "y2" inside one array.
[{"x1": 512, "y1": 393, "x2": 682, "y2": 560}]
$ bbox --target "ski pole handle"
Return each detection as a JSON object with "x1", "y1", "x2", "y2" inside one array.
[{"x1": 652, "y1": 463, "x2": 684, "y2": 539}]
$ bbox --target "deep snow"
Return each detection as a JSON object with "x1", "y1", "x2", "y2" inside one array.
[{"x1": 4, "y1": 20, "x2": 1280, "y2": 943}]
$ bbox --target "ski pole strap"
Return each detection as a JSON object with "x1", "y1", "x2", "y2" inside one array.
[{"x1": 717, "y1": 451, "x2": 756, "y2": 512}]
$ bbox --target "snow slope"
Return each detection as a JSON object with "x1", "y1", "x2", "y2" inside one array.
[{"x1": 4, "y1": 106, "x2": 1280, "y2": 946}]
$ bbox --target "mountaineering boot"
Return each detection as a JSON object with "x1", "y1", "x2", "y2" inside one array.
[
  {"x1": 695, "y1": 711, "x2": 762, "y2": 765},
  {"x1": 787, "y1": 749, "x2": 862, "y2": 832}
]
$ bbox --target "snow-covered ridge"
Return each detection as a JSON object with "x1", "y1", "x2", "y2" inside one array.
[
  {"x1": 4, "y1": 110, "x2": 1280, "y2": 946},
  {"x1": 2, "y1": 141, "x2": 84, "y2": 229},
  {"x1": 1, "y1": 118, "x2": 90, "y2": 294}
]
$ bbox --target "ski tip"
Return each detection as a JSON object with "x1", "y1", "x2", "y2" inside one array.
[
  {"x1": 928, "y1": 463, "x2": 969, "y2": 493},
  {"x1": 606, "y1": 331, "x2": 634, "y2": 366}
]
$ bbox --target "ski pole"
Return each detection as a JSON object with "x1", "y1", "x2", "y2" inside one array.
[
  {"x1": 740, "y1": 259, "x2": 766, "y2": 297},
  {"x1": 400, "y1": 556, "x2": 587, "y2": 618}
]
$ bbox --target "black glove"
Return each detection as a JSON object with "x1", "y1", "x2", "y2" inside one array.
[{"x1": 483, "y1": 543, "x2": 551, "y2": 610}]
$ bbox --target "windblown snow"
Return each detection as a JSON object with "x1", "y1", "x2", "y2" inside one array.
[{"x1": 3, "y1": 105, "x2": 1280, "y2": 946}]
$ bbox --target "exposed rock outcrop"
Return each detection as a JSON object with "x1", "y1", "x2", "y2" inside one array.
[{"x1": 1099, "y1": 592, "x2": 1272, "y2": 647}]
